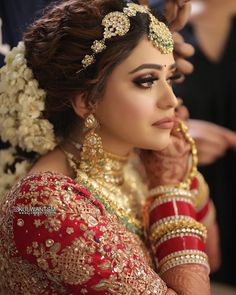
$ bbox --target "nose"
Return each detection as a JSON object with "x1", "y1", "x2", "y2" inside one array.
[{"x1": 157, "y1": 81, "x2": 178, "y2": 110}]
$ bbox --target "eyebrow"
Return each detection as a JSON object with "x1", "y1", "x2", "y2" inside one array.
[{"x1": 129, "y1": 63, "x2": 176, "y2": 74}]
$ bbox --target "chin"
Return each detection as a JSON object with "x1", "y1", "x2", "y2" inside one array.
[
  {"x1": 140, "y1": 138, "x2": 171, "y2": 151},
  {"x1": 150, "y1": 133, "x2": 172, "y2": 151}
]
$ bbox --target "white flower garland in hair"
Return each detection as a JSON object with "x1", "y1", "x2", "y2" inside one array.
[
  {"x1": 0, "y1": 42, "x2": 57, "y2": 153},
  {"x1": 0, "y1": 42, "x2": 57, "y2": 198}
]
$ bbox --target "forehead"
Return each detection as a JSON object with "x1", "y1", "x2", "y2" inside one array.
[{"x1": 116, "y1": 37, "x2": 175, "y2": 72}]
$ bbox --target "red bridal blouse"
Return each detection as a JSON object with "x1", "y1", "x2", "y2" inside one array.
[{"x1": 0, "y1": 172, "x2": 167, "y2": 294}]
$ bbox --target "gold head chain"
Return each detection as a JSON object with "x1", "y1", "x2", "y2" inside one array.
[{"x1": 79, "y1": 2, "x2": 173, "y2": 71}]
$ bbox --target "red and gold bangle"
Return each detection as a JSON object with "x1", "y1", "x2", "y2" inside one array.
[
  {"x1": 149, "y1": 200, "x2": 196, "y2": 227},
  {"x1": 155, "y1": 229, "x2": 205, "y2": 249},
  {"x1": 149, "y1": 196, "x2": 193, "y2": 212},
  {"x1": 155, "y1": 235, "x2": 206, "y2": 261},
  {"x1": 149, "y1": 185, "x2": 194, "y2": 199},
  {"x1": 149, "y1": 216, "x2": 207, "y2": 243}
]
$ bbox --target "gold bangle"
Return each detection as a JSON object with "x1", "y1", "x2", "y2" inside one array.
[
  {"x1": 149, "y1": 185, "x2": 194, "y2": 198},
  {"x1": 157, "y1": 249, "x2": 208, "y2": 268},
  {"x1": 150, "y1": 216, "x2": 207, "y2": 243},
  {"x1": 159, "y1": 253, "x2": 210, "y2": 276}
]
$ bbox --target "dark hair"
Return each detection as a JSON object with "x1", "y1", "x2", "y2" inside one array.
[{"x1": 24, "y1": 0, "x2": 164, "y2": 137}]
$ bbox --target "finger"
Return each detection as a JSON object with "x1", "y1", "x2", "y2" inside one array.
[
  {"x1": 194, "y1": 121, "x2": 236, "y2": 147},
  {"x1": 196, "y1": 142, "x2": 227, "y2": 164},
  {"x1": 193, "y1": 131, "x2": 229, "y2": 150},
  {"x1": 175, "y1": 105, "x2": 189, "y2": 121},
  {"x1": 176, "y1": 0, "x2": 191, "y2": 8},
  {"x1": 220, "y1": 129, "x2": 236, "y2": 147},
  {"x1": 175, "y1": 57, "x2": 194, "y2": 74},
  {"x1": 174, "y1": 41, "x2": 195, "y2": 58},
  {"x1": 165, "y1": 1, "x2": 178, "y2": 25},
  {"x1": 198, "y1": 153, "x2": 221, "y2": 165},
  {"x1": 169, "y1": 3, "x2": 191, "y2": 31},
  {"x1": 173, "y1": 73, "x2": 185, "y2": 83},
  {"x1": 198, "y1": 150, "x2": 224, "y2": 166},
  {"x1": 173, "y1": 31, "x2": 185, "y2": 43}
]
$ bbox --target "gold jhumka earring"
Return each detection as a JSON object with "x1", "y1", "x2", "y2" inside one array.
[
  {"x1": 79, "y1": 113, "x2": 128, "y2": 186},
  {"x1": 79, "y1": 114, "x2": 104, "y2": 177}
]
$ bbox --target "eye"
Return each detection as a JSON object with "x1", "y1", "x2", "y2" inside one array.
[
  {"x1": 133, "y1": 75, "x2": 158, "y2": 89},
  {"x1": 167, "y1": 72, "x2": 182, "y2": 85}
]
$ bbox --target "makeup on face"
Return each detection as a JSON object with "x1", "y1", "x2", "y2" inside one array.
[{"x1": 129, "y1": 63, "x2": 181, "y2": 89}]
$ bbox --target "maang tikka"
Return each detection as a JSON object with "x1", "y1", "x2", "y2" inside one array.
[
  {"x1": 79, "y1": 2, "x2": 173, "y2": 71},
  {"x1": 79, "y1": 114, "x2": 105, "y2": 176}
]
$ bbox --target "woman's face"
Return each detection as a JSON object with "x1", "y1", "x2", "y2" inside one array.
[{"x1": 95, "y1": 37, "x2": 178, "y2": 155}]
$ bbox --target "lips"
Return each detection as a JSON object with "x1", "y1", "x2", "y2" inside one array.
[{"x1": 152, "y1": 117, "x2": 175, "y2": 129}]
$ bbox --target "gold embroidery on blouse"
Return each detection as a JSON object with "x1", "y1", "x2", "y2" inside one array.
[{"x1": 0, "y1": 172, "x2": 166, "y2": 294}]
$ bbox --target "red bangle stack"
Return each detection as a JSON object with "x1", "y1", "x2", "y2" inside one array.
[{"x1": 147, "y1": 185, "x2": 209, "y2": 275}]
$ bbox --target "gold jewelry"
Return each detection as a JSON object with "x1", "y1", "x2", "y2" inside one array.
[
  {"x1": 149, "y1": 216, "x2": 207, "y2": 243},
  {"x1": 61, "y1": 146, "x2": 144, "y2": 237},
  {"x1": 149, "y1": 186, "x2": 194, "y2": 202},
  {"x1": 76, "y1": 168, "x2": 143, "y2": 237},
  {"x1": 79, "y1": 3, "x2": 173, "y2": 70},
  {"x1": 79, "y1": 114, "x2": 104, "y2": 177},
  {"x1": 159, "y1": 253, "x2": 209, "y2": 276},
  {"x1": 155, "y1": 230, "x2": 204, "y2": 249},
  {"x1": 149, "y1": 185, "x2": 193, "y2": 197},
  {"x1": 61, "y1": 116, "x2": 146, "y2": 237},
  {"x1": 175, "y1": 121, "x2": 198, "y2": 190},
  {"x1": 79, "y1": 115, "x2": 129, "y2": 185},
  {"x1": 157, "y1": 249, "x2": 208, "y2": 269},
  {"x1": 194, "y1": 172, "x2": 210, "y2": 209}
]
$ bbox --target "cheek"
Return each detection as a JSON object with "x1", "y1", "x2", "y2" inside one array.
[{"x1": 112, "y1": 94, "x2": 155, "y2": 124}]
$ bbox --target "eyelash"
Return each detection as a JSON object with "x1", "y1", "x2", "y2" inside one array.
[{"x1": 133, "y1": 73, "x2": 181, "y2": 89}]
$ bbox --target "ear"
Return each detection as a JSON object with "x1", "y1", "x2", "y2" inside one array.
[{"x1": 71, "y1": 93, "x2": 89, "y2": 119}]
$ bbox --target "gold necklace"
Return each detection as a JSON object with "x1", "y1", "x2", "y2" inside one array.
[{"x1": 61, "y1": 147, "x2": 144, "y2": 237}]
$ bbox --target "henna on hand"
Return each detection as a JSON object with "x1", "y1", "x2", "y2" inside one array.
[
  {"x1": 162, "y1": 264, "x2": 211, "y2": 295},
  {"x1": 140, "y1": 121, "x2": 191, "y2": 189}
]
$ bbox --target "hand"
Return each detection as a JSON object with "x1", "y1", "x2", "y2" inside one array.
[
  {"x1": 162, "y1": 264, "x2": 210, "y2": 295},
  {"x1": 165, "y1": 0, "x2": 191, "y2": 31},
  {"x1": 188, "y1": 119, "x2": 236, "y2": 165},
  {"x1": 165, "y1": 1, "x2": 195, "y2": 80},
  {"x1": 140, "y1": 121, "x2": 191, "y2": 189},
  {"x1": 175, "y1": 99, "x2": 189, "y2": 120},
  {"x1": 173, "y1": 32, "x2": 195, "y2": 82}
]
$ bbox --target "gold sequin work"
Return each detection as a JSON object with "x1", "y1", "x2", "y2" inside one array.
[{"x1": 0, "y1": 171, "x2": 167, "y2": 294}]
